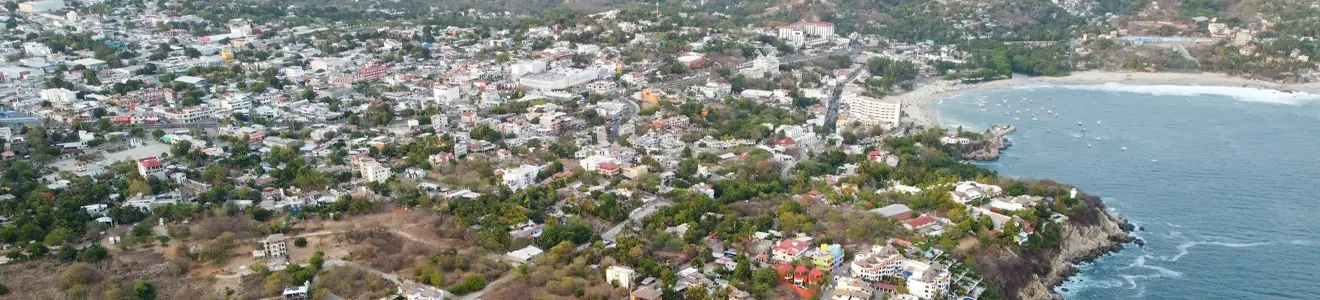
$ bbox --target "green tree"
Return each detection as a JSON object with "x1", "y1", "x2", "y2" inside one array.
[
  {"x1": 84, "y1": 70, "x2": 101, "y2": 85},
  {"x1": 44, "y1": 227, "x2": 75, "y2": 246},
  {"x1": 132, "y1": 280, "x2": 156, "y2": 300},
  {"x1": 294, "y1": 237, "x2": 307, "y2": 247}
]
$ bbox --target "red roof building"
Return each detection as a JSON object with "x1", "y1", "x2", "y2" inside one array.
[
  {"x1": 772, "y1": 239, "x2": 812, "y2": 263},
  {"x1": 903, "y1": 215, "x2": 939, "y2": 230},
  {"x1": 136, "y1": 156, "x2": 166, "y2": 179}
]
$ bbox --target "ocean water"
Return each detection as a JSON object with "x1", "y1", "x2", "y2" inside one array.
[{"x1": 937, "y1": 82, "x2": 1320, "y2": 299}]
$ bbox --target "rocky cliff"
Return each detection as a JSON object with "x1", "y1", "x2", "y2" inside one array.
[
  {"x1": 961, "y1": 124, "x2": 1015, "y2": 161},
  {"x1": 1018, "y1": 207, "x2": 1133, "y2": 300},
  {"x1": 972, "y1": 193, "x2": 1133, "y2": 300}
]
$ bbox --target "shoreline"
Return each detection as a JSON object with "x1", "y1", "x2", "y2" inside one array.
[{"x1": 898, "y1": 71, "x2": 1320, "y2": 128}]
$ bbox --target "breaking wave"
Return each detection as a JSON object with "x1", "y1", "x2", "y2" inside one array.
[{"x1": 1017, "y1": 82, "x2": 1320, "y2": 105}]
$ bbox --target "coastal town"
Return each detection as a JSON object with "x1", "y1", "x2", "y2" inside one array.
[{"x1": 0, "y1": 0, "x2": 1313, "y2": 299}]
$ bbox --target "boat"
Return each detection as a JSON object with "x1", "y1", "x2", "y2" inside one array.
[
  {"x1": 1031, "y1": 117, "x2": 1038, "y2": 121},
  {"x1": 979, "y1": 108, "x2": 988, "y2": 112},
  {"x1": 1081, "y1": 128, "x2": 1087, "y2": 132},
  {"x1": 1097, "y1": 121, "x2": 1102, "y2": 125},
  {"x1": 1088, "y1": 144, "x2": 1092, "y2": 148},
  {"x1": 1013, "y1": 117, "x2": 1020, "y2": 120},
  {"x1": 1003, "y1": 112, "x2": 1011, "y2": 116},
  {"x1": 1073, "y1": 133, "x2": 1083, "y2": 138},
  {"x1": 996, "y1": 103, "x2": 1002, "y2": 107},
  {"x1": 1095, "y1": 137, "x2": 1103, "y2": 140},
  {"x1": 1121, "y1": 147, "x2": 1128, "y2": 151},
  {"x1": 1150, "y1": 159, "x2": 1159, "y2": 162},
  {"x1": 1077, "y1": 121, "x2": 1083, "y2": 125}
]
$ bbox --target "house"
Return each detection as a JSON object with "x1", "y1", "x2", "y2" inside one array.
[
  {"x1": 607, "y1": 265, "x2": 636, "y2": 288},
  {"x1": 598, "y1": 162, "x2": 621, "y2": 177},
  {"x1": 832, "y1": 276, "x2": 875, "y2": 300},
  {"x1": 631, "y1": 286, "x2": 662, "y2": 300},
  {"x1": 398, "y1": 281, "x2": 452, "y2": 300},
  {"x1": 949, "y1": 181, "x2": 1001, "y2": 204},
  {"x1": 506, "y1": 245, "x2": 544, "y2": 264},
  {"x1": 137, "y1": 156, "x2": 166, "y2": 179},
  {"x1": 772, "y1": 238, "x2": 812, "y2": 263},
  {"x1": 282, "y1": 284, "x2": 308, "y2": 300},
  {"x1": 498, "y1": 165, "x2": 542, "y2": 191},
  {"x1": 262, "y1": 234, "x2": 288, "y2": 259},
  {"x1": 903, "y1": 215, "x2": 939, "y2": 230},
  {"x1": 812, "y1": 244, "x2": 844, "y2": 270}
]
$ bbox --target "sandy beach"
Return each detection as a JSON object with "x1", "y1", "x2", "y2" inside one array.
[{"x1": 897, "y1": 71, "x2": 1320, "y2": 128}]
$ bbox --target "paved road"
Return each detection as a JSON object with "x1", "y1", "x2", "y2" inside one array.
[
  {"x1": 602, "y1": 198, "x2": 674, "y2": 240},
  {"x1": 823, "y1": 66, "x2": 866, "y2": 133}
]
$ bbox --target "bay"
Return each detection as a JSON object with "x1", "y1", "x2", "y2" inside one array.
[{"x1": 936, "y1": 83, "x2": 1320, "y2": 299}]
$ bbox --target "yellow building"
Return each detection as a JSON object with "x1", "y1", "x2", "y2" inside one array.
[{"x1": 641, "y1": 88, "x2": 660, "y2": 105}]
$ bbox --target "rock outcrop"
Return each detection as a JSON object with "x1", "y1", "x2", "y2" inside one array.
[
  {"x1": 972, "y1": 192, "x2": 1133, "y2": 300},
  {"x1": 962, "y1": 124, "x2": 1015, "y2": 161},
  {"x1": 1018, "y1": 209, "x2": 1133, "y2": 300}
]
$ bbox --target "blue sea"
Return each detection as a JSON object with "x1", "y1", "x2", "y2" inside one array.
[{"x1": 937, "y1": 82, "x2": 1320, "y2": 299}]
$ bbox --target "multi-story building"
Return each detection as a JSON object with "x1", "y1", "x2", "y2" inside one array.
[
  {"x1": 832, "y1": 276, "x2": 875, "y2": 300},
  {"x1": 219, "y1": 92, "x2": 252, "y2": 115},
  {"x1": 518, "y1": 68, "x2": 599, "y2": 90},
  {"x1": 263, "y1": 234, "x2": 288, "y2": 259},
  {"x1": 137, "y1": 156, "x2": 166, "y2": 179},
  {"x1": 845, "y1": 93, "x2": 902, "y2": 127},
  {"x1": 357, "y1": 63, "x2": 390, "y2": 80},
  {"x1": 812, "y1": 244, "x2": 844, "y2": 270},
  {"x1": 905, "y1": 260, "x2": 951, "y2": 299},
  {"x1": 359, "y1": 160, "x2": 392, "y2": 183},
  {"x1": 157, "y1": 106, "x2": 211, "y2": 123},
  {"x1": 850, "y1": 245, "x2": 904, "y2": 282},
  {"x1": 39, "y1": 88, "x2": 77, "y2": 105},
  {"x1": 499, "y1": 164, "x2": 542, "y2": 191},
  {"x1": 740, "y1": 54, "x2": 781, "y2": 79},
  {"x1": 433, "y1": 84, "x2": 462, "y2": 105},
  {"x1": 772, "y1": 238, "x2": 812, "y2": 263},
  {"x1": 777, "y1": 20, "x2": 836, "y2": 45}
]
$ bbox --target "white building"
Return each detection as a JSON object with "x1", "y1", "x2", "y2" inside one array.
[
  {"x1": 136, "y1": 156, "x2": 166, "y2": 179},
  {"x1": 433, "y1": 84, "x2": 461, "y2": 105},
  {"x1": 777, "y1": 20, "x2": 836, "y2": 45},
  {"x1": 18, "y1": 0, "x2": 65, "y2": 13},
  {"x1": 845, "y1": 93, "x2": 901, "y2": 127},
  {"x1": 606, "y1": 265, "x2": 636, "y2": 289},
  {"x1": 518, "y1": 68, "x2": 599, "y2": 90},
  {"x1": 505, "y1": 245, "x2": 544, "y2": 264},
  {"x1": 740, "y1": 54, "x2": 780, "y2": 79},
  {"x1": 499, "y1": 164, "x2": 542, "y2": 191},
  {"x1": 510, "y1": 60, "x2": 549, "y2": 78},
  {"x1": 220, "y1": 93, "x2": 252, "y2": 114},
  {"x1": 23, "y1": 42, "x2": 53, "y2": 56},
  {"x1": 905, "y1": 260, "x2": 951, "y2": 300},
  {"x1": 157, "y1": 106, "x2": 211, "y2": 123},
  {"x1": 850, "y1": 245, "x2": 904, "y2": 282},
  {"x1": 39, "y1": 88, "x2": 77, "y2": 105},
  {"x1": 398, "y1": 281, "x2": 451, "y2": 300},
  {"x1": 359, "y1": 160, "x2": 392, "y2": 183}
]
